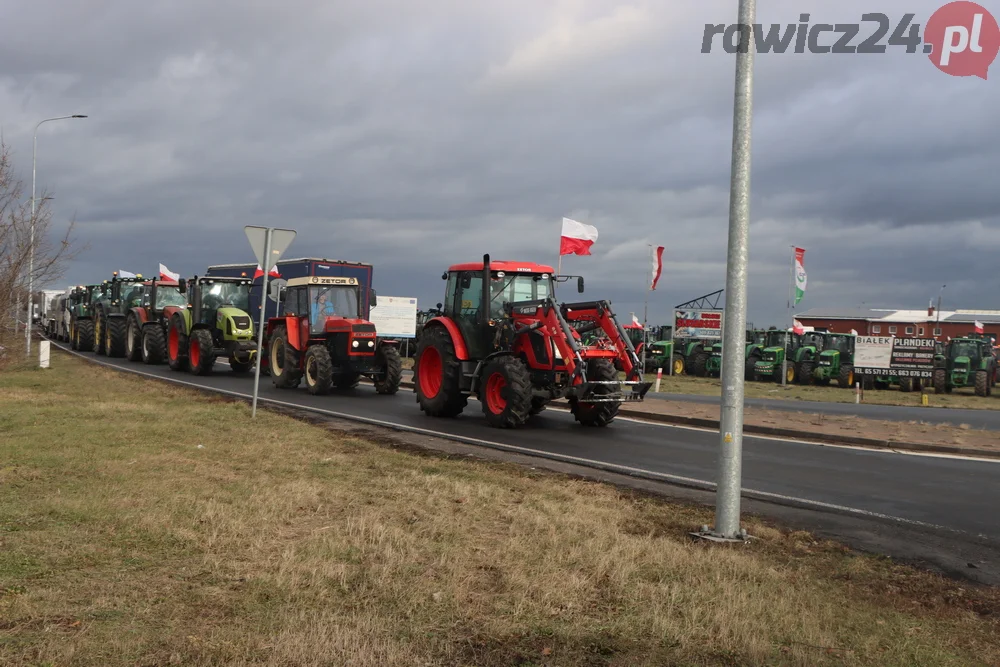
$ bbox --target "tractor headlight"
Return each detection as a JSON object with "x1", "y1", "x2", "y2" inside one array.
[
  {"x1": 352, "y1": 340, "x2": 359, "y2": 348},
  {"x1": 368, "y1": 340, "x2": 374, "y2": 348}
]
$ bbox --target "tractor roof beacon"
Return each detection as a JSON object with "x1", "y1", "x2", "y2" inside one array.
[{"x1": 413, "y1": 254, "x2": 653, "y2": 429}]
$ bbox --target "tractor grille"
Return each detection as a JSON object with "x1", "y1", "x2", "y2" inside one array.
[
  {"x1": 352, "y1": 323, "x2": 376, "y2": 334},
  {"x1": 231, "y1": 315, "x2": 252, "y2": 330},
  {"x1": 763, "y1": 351, "x2": 777, "y2": 362}
]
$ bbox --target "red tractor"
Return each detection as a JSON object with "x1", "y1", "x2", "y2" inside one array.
[
  {"x1": 413, "y1": 255, "x2": 652, "y2": 428},
  {"x1": 265, "y1": 275, "x2": 402, "y2": 395},
  {"x1": 123, "y1": 277, "x2": 187, "y2": 364}
]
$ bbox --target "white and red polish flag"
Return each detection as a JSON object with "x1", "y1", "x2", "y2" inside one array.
[
  {"x1": 559, "y1": 217, "x2": 599, "y2": 256},
  {"x1": 976, "y1": 320, "x2": 985, "y2": 334},
  {"x1": 650, "y1": 245, "x2": 665, "y2": 290},
  {"x1": 253, "y1": 264, "x2": 281, "y2": 279},
  {"x1": 159, "y1": 263, "x2": 180, "y2": 281}
]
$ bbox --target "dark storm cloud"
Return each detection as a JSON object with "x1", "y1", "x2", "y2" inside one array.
[{"x1": 6, "y1": 0, "x2": 1000, "y2": 327}]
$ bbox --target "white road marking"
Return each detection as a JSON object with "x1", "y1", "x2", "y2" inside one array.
[{"x1": 48, "y1": 340, "x2": 973, "y2": 535}]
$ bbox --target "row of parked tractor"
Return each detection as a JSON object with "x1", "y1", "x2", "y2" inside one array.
[{"x1": 42, "y1": 254, "x2": 655, "y2": 429}]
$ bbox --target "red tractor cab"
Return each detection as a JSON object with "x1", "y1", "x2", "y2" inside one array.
[
  {"x1": 265, "y1": 275, "x2": 402, "y2": 395},
  {"x1": 124, "y1": 277, "x2": 186, "y2": 365},
  {"x1": 414, "y1": 254, "x2": 652, "y2": 429}
]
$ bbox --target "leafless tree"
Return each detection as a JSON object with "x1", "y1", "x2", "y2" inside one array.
[{"x1": 0, "y1": 139, "x2": 82, "y2": 353}]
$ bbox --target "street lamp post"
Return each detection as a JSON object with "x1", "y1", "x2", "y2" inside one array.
[{"x1": 26, "y1": 114, "x2": 87, "y2": 356}]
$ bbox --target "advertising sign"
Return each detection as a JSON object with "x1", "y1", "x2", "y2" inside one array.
[
  {"x1": 369, "y1": 296, "x2": 418, "y2": 338},
  {"x1": 673, "y1": 309, "x2": 724, "y2": 340},
  {"x1": 853, "y1": 336, "x2": 936, "y2": 378}
]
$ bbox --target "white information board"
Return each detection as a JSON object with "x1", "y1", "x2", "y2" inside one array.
[
  {"x1": 369, "y1": 296, "x2": 418, "y2": 338},
  {"x1": 853, "y1": 336, "x2": 893, "y2": 370}
]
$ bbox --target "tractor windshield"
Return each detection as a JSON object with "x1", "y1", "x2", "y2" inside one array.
[
  {"x1": 154, "y1": 286, "x2": 186, "y2": 309},
  {"x1": 200, "y1": 282, "x2": 250, "y2": 312},
  {"x1": 826, "y1": 336, "x2": 852, "y2": 354},
  {"x1": 487, "y1": 273, "x2": 554, "y2": 317},
  {"x1": 950, "y1": 342, "x2": 978, "y2": 359},
  {"x1": 309, "y1": 285, "x2": 360, "y2": 321},
  {"x1": 801, "y1": 333, "x2": 824, "y2": 349},
  {"x1": 765, "y1": 331, "x2": 790, "y2": 348}
]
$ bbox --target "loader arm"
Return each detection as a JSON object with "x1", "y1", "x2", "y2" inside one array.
[{"x1": 560, "y1": 300, "x2": 643, "y2": 380}]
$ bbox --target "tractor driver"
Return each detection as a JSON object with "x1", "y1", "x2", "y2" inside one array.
[{"x1": 312, "y1": 290, "x2": 337, "y2": 331}]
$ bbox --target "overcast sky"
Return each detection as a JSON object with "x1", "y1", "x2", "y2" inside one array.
[{"x1": 5, "y1": 0, "x2": 998, "y2": 327}]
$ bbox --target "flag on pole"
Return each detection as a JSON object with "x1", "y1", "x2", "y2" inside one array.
[
  {"x1": 253, "y1": 264, "x2": 282, "y2": 279},
  {"x1": 792, "y1": 319, "x2": 805, "y2": 335},
  {"x1": 118, "y1": 270, "x2": 137, "y2": 279},
  {"x1": 793, "y1": 247, "x2": 807, "y2": 305},
  {"x1": 850, "y1": 329, "x2": 858, "y2": 335},
  {"x1": 159, "y1": 263, "x2": 180, "y2": 281},
  {"x1": 559, "y1": 217, "x2": 599, "y2": 256},
  {"x1": 650, "y1": 245, "x2": 665, "y2": 290},
  {"x1": 632, "y1": 313, "x2": 642, "y2": 327},
  {"x1": 975, "y1": 320, "x2": 985, "y2": 334}
]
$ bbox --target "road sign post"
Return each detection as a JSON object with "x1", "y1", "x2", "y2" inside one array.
[{"x1": 245, "y1": 225, "x2": 297, "y2": 418}]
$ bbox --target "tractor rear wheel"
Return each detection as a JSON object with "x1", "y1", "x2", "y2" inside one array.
[
  {"x1": 414, "y1": 325, "x2": 468, "y2": 418},
  {"x1": 125, "y1": 316, "x2": 143, "y2": 362},
  {"x1": 975, "y1": 370, "x2": 989, "y2": 397},
  {"x1": 373, "y1": 345, "x2": 402, "y2": 395},
  {"x1": 690, "y1": 352, "x2": 708, "y2": 377},
  {"x1": 94, "y1": 314, "x2": 107, "y2": 355},
  {"x1": 188, "y1": 329, "x2": 217, "y2": 375},
  {"x1": 933, "y1": 369, "x2": 946, "y2": 394},
  {"x1": 797, "y1": 361, "x2": 814, "y2": 385},
  {"x1": 304, "y1": 345, "x2": 334, "y2": 395},
  {"x1": 106, "y1": 316, "x2": 127, "y2": 358},
  {"x1": 269, "y1": 324, "x2": 302, "y2": 389},
  {"x1": 570, "y1": 358, "x2": 620, "y2": 427},
  {"x1": 142, "y1": 325, "x2": 166, "y2": 364},
  {"x1": 77, "y1": 320, "x2": 94, "y2": 352},
  {"x1": 837, "y1": 364, "x2": 854, "y2": 389},
  {"x1": 166, "y1": 317, "x2": 188, "y2": 371},
  {"x1": 480, "y1": 356, "x2": 532, "y2": 428}
]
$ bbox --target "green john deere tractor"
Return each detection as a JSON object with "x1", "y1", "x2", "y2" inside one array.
[
  {"x1": 643, "y1": 339, "x2": 685, "y2": 375},
  {"x1": 741, "y1": 330, "x2": 768, "y2": 380},
  {"x1": 165, "y1": 275, "x2": 257, "y2": 375},
  {"x1": 68, "y1": 284, "x2": 101, "y2": 352},
  {"x1": 753, "y1": 330, "x2": 801, "y2": 382},
  {"x1": 92, "y1": 273, "x2": 147, "y2": 357},
  {"x1": 792, "y1": 332, "x2": 825, "y2": 385},
  {"x1": 812, "y1": 333, "x2": 855, "y2": 388},
  {"x1": 932, "y1": 337, "x2": 996, "y2": 396}
]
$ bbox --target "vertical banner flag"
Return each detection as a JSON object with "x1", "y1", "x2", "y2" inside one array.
[
  {"x1": 559, "y1": 217, "x2": 599, "y2": 256},
  {"x1": 793, "y1": 247, "x2": 807, "y2": 306},
  {"x1": 159, "y1": 263, "x2": 180, "y2": 281},
  {"x1": 254, "y1": 264, "x2": 282, "y2": 279},
  {"x1": 650, "y1": 245, "x2": 665, "y2": 290}
]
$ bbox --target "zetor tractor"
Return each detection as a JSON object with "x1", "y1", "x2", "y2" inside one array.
[
  {"x1": 812, "y1": 333, "x2": 855, "y2": 388},
  {"x1": 267, "y1": 276, "x2": 402, "y2": 395},
  {"x1": 166, "y1": 276, "x2": 257, "y2": 375},
  {"x1": 413, "y1": 255, "x2": 652, "y2": 429},
  {"x1": 933, "y1": 337, "x2": 997, "y2": 396},
  {"x1": 92, "y1": 273, "x2": 147, "y2": 357},
  {"x1": 123, "y1": 277, "x2": 188, "y2": 364}
]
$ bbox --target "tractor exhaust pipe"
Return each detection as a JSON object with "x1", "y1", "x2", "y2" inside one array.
[{"x1": 482, "y1": 254, "x2": 491, "y2": 335}]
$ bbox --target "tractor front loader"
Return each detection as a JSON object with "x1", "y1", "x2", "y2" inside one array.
[
  {"x1": 413, "y1": 255, "x2": 652, "y2": 429},
  {"x1": 166, "y1": 276, "x2": 257, "y2": 375},
  {"x1": 265, "y1": 275, "x2": 402, "y2": 395},
  {"x1": 124, "y1": 277, "x2": 187, "y2": 364},
  {"x1": 92, "y1": 273, "x2": 146, "y2": 358}
]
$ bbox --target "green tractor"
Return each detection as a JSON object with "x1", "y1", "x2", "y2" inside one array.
[
  {"x1": 932, "y1": 337, "x2": 996, "y2": 396},
  {"x1": 811, "y1": 333, "x2": 855, "y2": 388},
  {"x1": 791, "y1": 331, "x2": 825, "y2": 385},
  {"x1": 741, "y1": 329, "x2": 768, "y2": 380},
  {"x1": 68, "y1": 284, "x2": 101, "y2": 352},
  {"x1": 643, "y1": 339, "x2": 685, "y2": 375},
  {"x1": 165, "y1": 275, "x2": 258, "y2": 375},
  {"x1": 92, "y1": 273, "x2": 147, "y2": 357},
  {"x1": 753, "y1": 330, "x2": 801, "y2": 383}
]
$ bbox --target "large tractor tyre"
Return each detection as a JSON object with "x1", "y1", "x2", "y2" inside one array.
[
  {"x1": 69, "y1": 323, "x2": 79, "y2": 350},
  {"x1": 334, "y1": 372, "x2": 361, "y2": 389},
  {"x1": 933, "y1": 369, "x2": 946, "y2": 394},
  {"x1": 304, "y1": 345, "x2": 334, "y2": 395},
  {"x1": 166, "y1": 317, "x2": 189, "y2": 371},
  {"x1": 797, "y1": 361, "x2": 814, "y2": 385},
  {"x1": 77, "y1": 320, "x2": 94, "y2": 353},
  {"x1": 570, "y1": 358, "x2": 621, "y2": 427},
  {"x1": 125, "y1": 316, "x2": 143, "y2": 362},
  {"x1": 93, "y1": 314, "x2": 107, "y2": 355},
  {"x1": 671, "y1": 354, "x2": 685, "y2": 377},
  {"x1": 269, "y1": 324, "x2": 302, "y2": 389},
  {"x1": 414, "y1": 325, "x2": 468, "y2": 418},
  {"x1": 837, "y1": 364, "x2": 855, "y2": 389},
  {"x1": 899, "y1": 377, "x2": 914, "y2": 393},
  {"x1": 529, "y1": 397, "x2": 549, "y2": 416},
  {"x1": 373, "y1": 345, "x2": 403, "y2": 395},
  {"x1": 105, "y1": 316, "x2": 127, "y2": 358},
  {"x1": 975, "y1": 370, "x2": 989, "y2": 397},
  {"x1": 230, "y1": 357, "x2": 253, "y2": 374},
  {"x1": 142, "y1": 325, "x2": 166, "y2": 365},
  {"x1": 480, "y1": 356, "x2": 533, "y2": 428},
  {"x1": 188, "y1": 329, "x2": 217, "y2": 376},
  {"x1": 689, "y1": 352, "x2": 708, "y2": 378},
  {"x1": 744, "y1": 354, "x2": 760, "y2": 381}
]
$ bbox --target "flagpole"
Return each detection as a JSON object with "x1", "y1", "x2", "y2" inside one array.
[
  {"x1": 643, "y1": 245, "x2": 651, "y2": 372},
  {"x1": 782, "y1": 244, "x2": 794, "y2": 386}
]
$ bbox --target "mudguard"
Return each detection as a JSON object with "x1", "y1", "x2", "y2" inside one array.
[
  {"x1": 130, "y1": 306, "x2": 148, "y2": 324},
  {"x1": 425, "y1": 317, "x2": 469, "y2": 360}
]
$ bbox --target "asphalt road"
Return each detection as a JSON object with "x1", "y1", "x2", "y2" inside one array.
[{"x1": 61, "y1": 346, "x2": 1000, "y2": 540}]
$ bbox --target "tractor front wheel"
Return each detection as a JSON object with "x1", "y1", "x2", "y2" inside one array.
[
  {"x1": 77, "y1": 320, "x2": 94, "y2": 353},
  {"x1": 671, "y1": 354, "x2": 684, "y2": 376},
  {"x1": 304, "y1": 345, "x2": 334, "y2": 395},
  {"x1": 570, "y1": 358, "x2": 620, "y2": 427},
  {"x1": 125, "y1": 316, "x2": 143, "y2": 362},
  {"x1": 480, "y1": 356, "x2": 532, "y2": 428},
  {"x1": 166, "y1": 317, "x2": 189, "y2": 371},
  {"x1": 373, "y1": 345, "x2": 402, "y2": 395},
  {"x1": 690, "y1": 352, "x2": 708, "y2": 377},
  {"x1": 188, "y1": 329, "x2": 217, "y2": 375},
  {"x1": 142, "y1": 325, "x2": 166, "y2": 364},
  {"x1": 744, "y1": 354, "x2": 759, "y2": 381},
  {"x1": 414, "y1": 325, "x2": 468, "y2": 418},
  {"x1": 269, "y1": 324, "x2": 302, "y2": 389},
  {"x1": 975, "y1": 369, "x2": 989, "y2": 397},
  {"x1": 106, "y1": 317, "x2": 127, "y2": 358},
  {"x1": 837, "y1": 364, "x2": 854, "y2": 389},
  {"x1": 797, "y1": 361, "x2": 814, "y2": 385},
  {"x1": 230, "y1": 357, "x2": 253, "y2": 374},
  {"x1": 933, "y1": 369, "x2": 946, "y2": 394}
]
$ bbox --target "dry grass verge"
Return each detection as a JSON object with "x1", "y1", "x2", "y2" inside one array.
[{"x1": 1, "y1": 354, "x2": 998, "y2": 666}]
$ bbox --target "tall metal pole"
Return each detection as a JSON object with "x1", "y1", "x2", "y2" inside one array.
[
  {"x1": 782, "y1": 245, "x2": 794, "y2": 385},
  {"x1": 712, "y1": 0, "x2": 756, "y2": 540},
  {"x1": 642, "y1": 244, "x2": 651, "y2": 370},
  {"x1": 26, "y1": 114, "x2": 87, "y2": 357},
  {"x1": 251, "y1": 229, "x2": 273, "y2": 418}
]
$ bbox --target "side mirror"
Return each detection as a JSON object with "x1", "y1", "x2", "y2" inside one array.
[
  {"x1": 370, "y1": 288, "x2": 377, "y2": 307},
  {"x1": 178, "y1": 278, "x2": 187, "y2": 294},
  {"x1": 442, "y1": 272, "x2": 448, "y2": 280},
  {"x1": 436, "y1": 302, "x2": 443, "y2": 310},
  {"x1": 577, "y1": 276, "x2": 585, "y2": 293}
]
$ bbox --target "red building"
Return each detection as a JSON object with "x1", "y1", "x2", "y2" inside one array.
[{"x1": 795, "y1": 307, "x2": 1000, "y2": 342}]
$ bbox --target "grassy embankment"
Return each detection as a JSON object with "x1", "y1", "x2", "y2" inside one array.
[{"x1": 1, "y1": 354, "x2": 998, "y2": 666}]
